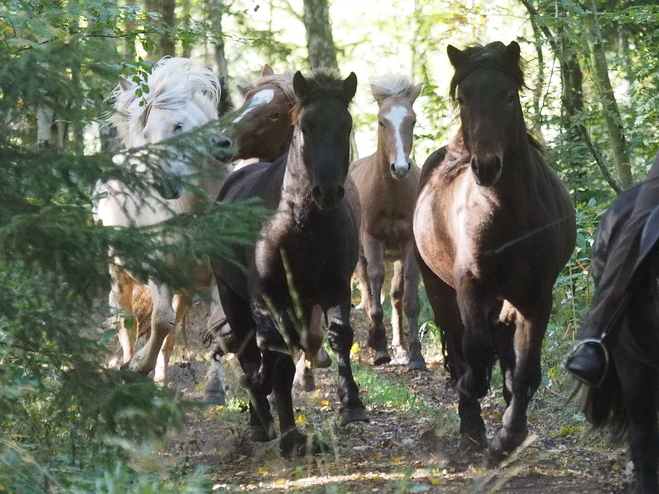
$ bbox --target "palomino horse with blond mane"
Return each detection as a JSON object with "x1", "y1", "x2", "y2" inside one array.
[
  {"x1": 350, "y1": 75, "x2": 425, "y2": 370},
  {"x1": 97, "y1": 57, "x2": 231, "y2": 385}
]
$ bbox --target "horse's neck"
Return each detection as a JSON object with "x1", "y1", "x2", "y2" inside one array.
[{"x1": 280, "y1": 136, "x2": 314, "y2": 217}]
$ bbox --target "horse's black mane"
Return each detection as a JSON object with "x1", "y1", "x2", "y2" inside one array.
[
  {"x1": 295, "y1": 68, "x2": 354, "y2": 109},
  {"x1": 449, "y1": 41, "x2": 526, "y2": 100}
]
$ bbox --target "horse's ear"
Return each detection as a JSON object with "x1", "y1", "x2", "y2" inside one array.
[
  {"x1": 447, "y1": 45, "x2": 465, "y2": 68},
  {"x1": 409, "y1": 82, "x2": 423, "y2": 103},
  {"x1": 342, "y1": 72, "x2": 358, "y2": 102},
  {"x1": 118, "y1": 77, "x2": 136, "y2": 92},
  {"x1": 262, "y1": 64, "x2": 274, "y2": 77},
  {"x1": 293, "y1": 71, "x2": 310, "y2": 100},
  {"x1": 504, "y1": 41, "x2": 521, "y2": 66}
]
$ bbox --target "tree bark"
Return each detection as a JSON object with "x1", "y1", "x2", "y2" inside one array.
[
  {"x1": 144, "y1": 0, "x2": 176, "y2": 61},
  {"x1": 208, "y1": 0, "x2": 228, "y2": 81},
  {"x1": 581, "y1": 0, "x2": 633, "y2": 189},
  {"x1": 302, "y1": 0, "x2": 339, "y2": 71}
]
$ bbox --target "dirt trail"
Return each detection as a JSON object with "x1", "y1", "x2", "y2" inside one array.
[{"x1": 163, "y1": 302, "x2": 634, "y2": 493}]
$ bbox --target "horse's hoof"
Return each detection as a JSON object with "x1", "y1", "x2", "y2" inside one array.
[
  {"x1": 280, "y1": 429, "x2": 324, "y2": 458},
  {"x1": 373, "y1": 350, "x2": 391, "y2": 366},
  {"x1": 407, "y1": 359, "x2": 428, "y2": 372},
  {"x1": 313, "y1": 348, "x2": 332, "y2": 369},
  {"x1": 488, "y1": 426, "x2": 527, "y2": 463},
  {"x1": 202, "y1": 391, "x2": 226, "y2": 405},
  {"x1": 250, "y1": 424, "x2": 276, "y2": 442},
  {"x1": 457, "y1": 371, "x2": 489, "y2": 399},
  {"x1": 340, "y1": 406, "x2": 369, "y2": 425},
  {"x1": 460, "y1": 430, "x2": 488, "y2": 452}
]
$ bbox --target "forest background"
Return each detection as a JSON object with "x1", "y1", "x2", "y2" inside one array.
[{"x1": 2, "y1": 0, "x2": 659, "y2": 491}]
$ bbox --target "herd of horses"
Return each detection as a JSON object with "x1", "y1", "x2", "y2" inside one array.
[{"x1": 95, "y1": 41, "x2": 658, "y2": 492}]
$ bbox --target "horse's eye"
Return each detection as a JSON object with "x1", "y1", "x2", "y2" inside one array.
[
  {"x1": 269, "y1": 112, "x2": 281, "y2": 121},
  {"x1": 174, "y1": 123, "x2": 183, "y2": 132},
  {"x1": 379, "y1": 120, "x2": 384, "y2": 127},
  {"x1": 457, "y1": 96, "x2": 465, "y2": 106},
  {"x1": 506, "y1": 93, "x2": 515, "y2": 105}
]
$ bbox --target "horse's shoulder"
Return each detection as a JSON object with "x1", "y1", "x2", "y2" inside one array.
[{"x1": 419, "y1": 146, "x2": 448, "y2": 189}]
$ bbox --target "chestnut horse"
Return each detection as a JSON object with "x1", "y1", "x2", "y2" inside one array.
[
  {"x1": 212, "y1": 70, "x2": 367, "y2": 457},
  {"x1": 350, "y1": 74, "x2": 425, "y2": 370},
  {"x1": 413, "y1": 42, "x2": 576, "y2": 461}
]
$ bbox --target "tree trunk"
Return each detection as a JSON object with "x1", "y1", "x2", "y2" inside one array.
[
  {"x1": 582, "y1": 0, "x2": 633, "y2": 189},
  {"x1": 144, "y1": 0, "x2": 176, "y2": 61},
  {"x1": 519, "y1": 0, "x2": 624, "y2": 193},
  {"x1": 208, "y1": 0, "x2": 228, "y2": 81},
  {"x1": 302, "y1": 0, "x2": 339, "y2": 71}
]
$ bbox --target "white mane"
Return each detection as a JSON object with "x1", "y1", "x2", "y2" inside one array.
[
  {"x1": 110, "y1": 57, "x2": 220, "y2": 148},
  {"x1": 369, "y1": 74, "x2": 415, "y2": 102}
]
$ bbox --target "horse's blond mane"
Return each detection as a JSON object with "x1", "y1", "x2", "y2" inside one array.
[
  {"x1": 370, "y1": 74, "x2": 415, "y2": 102},
  {"x1": 110, "y1": 57, "x2": 220, "y2": 147},
  {"x1": 253, "y1": 70, "x2": 297, "y2": 104}
]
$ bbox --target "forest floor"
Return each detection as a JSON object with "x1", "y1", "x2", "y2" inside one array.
[{"x1": 160, "y1": 301, "x2": 635, "y2": 494}]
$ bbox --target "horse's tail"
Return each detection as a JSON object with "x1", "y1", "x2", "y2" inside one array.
[
  {"x1": 437, "y1": 325, "x2": 458, "y2": 384},
  {"x1": 576, "y1": 358, "x2": 628, "y2": 441}
]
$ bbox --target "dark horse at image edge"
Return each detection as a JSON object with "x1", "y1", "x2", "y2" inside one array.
[
  {"x1": 574, "y1": 152, "x2": 659, "y2": 494},
  {"x1": 413, "y1": 41, "x2": 576, "y2": 461},
  {"x1": 211, "y1": 69, "x2": 367, "y2": 457}
]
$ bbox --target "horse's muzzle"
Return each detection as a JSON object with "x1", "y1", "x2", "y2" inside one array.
[
  {"x1": 390, "y1": 161, "x2": 412, "y2": 180},
  {"x1": 312, "y1": 184, "x2": 345, "y2": 211},
  {"x1": 471, "y1": 155, "x2": 502, "y2": 187}
]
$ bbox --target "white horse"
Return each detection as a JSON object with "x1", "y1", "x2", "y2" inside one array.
[{"x1": 97, "y1": 57, "x2": 230, "y2": 394}]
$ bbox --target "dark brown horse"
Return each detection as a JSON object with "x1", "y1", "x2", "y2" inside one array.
[
  {"x1": 575, "y1": 153, "x2": 659, "y2": 494},
  {"x1": 350, "y1": 74, "x2": 426, "y2": 370},
  {"x1": 413, "y1": 41, "x2": 576, "y2": 461},
  {"x1": 211, "y1": 69, "x2": 367, "y2": 457}
]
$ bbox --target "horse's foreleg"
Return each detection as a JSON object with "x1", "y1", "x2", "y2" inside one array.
[
  {"x1": 390, "y1": 260, "x2": 406, "y2": 361},
  {"x1": 489, "y1": 299, "x2": 550, "y2": 463},
  {"x1": 616, "y1": 344, "x2": 659, "y2": 494},
  {"x1": 419, "y1": 261, "x2": 486, "y2": 449},
  {"x1": 326, "y1": 302, "x2": 368, "y2": 425},
  {"x1": 456, "y1": 280, "x2": 498, "y2": 399},
  {"x1": 153, "y1": 293, "x2": 190, "y2": 383},
  {"x1": 363, "y1": 239, "x2": 389, "y2": 365},
  {"x1": 125, "y1": 281, "x2": 175, "y2": 375},
  {"x1": 109, "y1": 268, "x2": 136, "y2": 364},
  {"x1": 401, "y1": 248, "x2": 426, "y2": 371},
  {"x1": 294, "y1": 306, "x2": 329, "y2": 391}
]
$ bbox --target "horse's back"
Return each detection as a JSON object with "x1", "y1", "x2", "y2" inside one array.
[{"x1": 218, "y1": 157, "x2": 286, "y2": 207}]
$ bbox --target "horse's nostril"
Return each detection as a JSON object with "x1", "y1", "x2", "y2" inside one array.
[
  {"x1": 390, "y1": 163, "x2": 396, "y2": 174},
  {"x1": 312, "y1": 185, "x2": 322, "y2": 200},
  {"x1": 213, "y1": 136, "x2": 233, "y2": 149},
  {"x1": 407, "y1": 161, "x2": 412, "y2": 171},
  {"x1": 337, "y1": 185, "x2": 345, "y2": 199}
]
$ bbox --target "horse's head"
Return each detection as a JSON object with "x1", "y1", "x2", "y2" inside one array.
[
  {"x1": 292, "y1": 69, "x2": 357, "y2": 212},
  {"x1": 371, "y1": 75, "x2": 422, "y2": 180},
  {"x1": 448, "y1": 41, "x2": 525, "y2": 187},
  {"x1": 111, "y1": 57, "x2": 221, "y2": 199},
  {"x1": 224, "y1": 65, "x2": 296, "y2": 163}
]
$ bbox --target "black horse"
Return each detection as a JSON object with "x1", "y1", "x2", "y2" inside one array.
[
  {"x1": 211, "y1": 69, "x2": 367, "y2": 457},
  {"x1": 575, "y1": 154, "x2": 659, "y2": 494},
  {"x1": 413, "y1": 41, "x2": 576, "y2": 461}
]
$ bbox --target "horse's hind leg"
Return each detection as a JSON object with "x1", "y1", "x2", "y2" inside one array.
[
  {"x1": 363, "y1": 239, "x2": 390, "y2": 365},
  {"x1": 401, "y1": 247, "x2": 426, "y2": 371},
  {"x1": 616, "y1": 346, "x2": 659, "y2": 493},
  {"x1": 124, "y1": 281, "x2": 176, "y2": 375},
  {"x1": 419, "y1": 259, "x2": 487, "y2": 450}
]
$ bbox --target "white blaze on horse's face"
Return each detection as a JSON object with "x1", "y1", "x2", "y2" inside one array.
[
  {"x1": 379, "y1": 102, "x2": 415, "y2": 180},
  {"x1": 233, "y1": 88, "x2": 275, "y2": 124}
]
